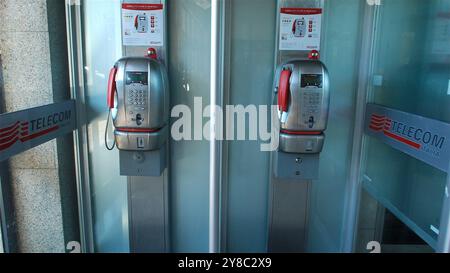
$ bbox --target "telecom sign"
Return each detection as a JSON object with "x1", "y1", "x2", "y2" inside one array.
[
  {"x1": 0, "y1": 100, "x2": 77, "y2": 162},
  {"x1": 365, "y1": 103, "x2": 450, "y2": 173}
]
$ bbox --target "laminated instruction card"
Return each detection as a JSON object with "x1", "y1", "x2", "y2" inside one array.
[
  {"x1": 279, "y1": 8, "x2": 322, "y2": 51},
  {"x1": 122, "y1": 3, "x2": 164, "y2": 47}
]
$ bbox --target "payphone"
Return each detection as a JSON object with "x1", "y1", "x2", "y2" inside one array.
[
  {"x1": 135, "y1": 14, "x2": 149, "y2": 33},
  {"x1": 273, "y1": 59, "x2": 330, "y2": 179},
  {"x1": 106, "y1": 51, "x2": 169, "y2": 176},
  {"x1": 292, "y1": 18, "x2": 306, "y2": 38},
  {"x1": 277, "y1": 60, "x2": 329, "y2": 154}
]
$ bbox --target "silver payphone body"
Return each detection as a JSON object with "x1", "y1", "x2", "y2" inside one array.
[
  {"x1": 278, "y1": 60, "x2": 330, "y2": 154},
  {"x1": 107, "y1": 55, "x2": 169, "y2": 176},
  {"x1": 274, "y1": 59, "x2": 330, "y2": 179}
]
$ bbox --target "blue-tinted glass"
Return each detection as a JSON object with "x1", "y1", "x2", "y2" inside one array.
[
  {"x1": 362, "y1": 0, "x2": 450, "y2": 249},
  {"x1": 225, "y1": 0, "x2": 276, "y2": 253},
  {"x1": 168, "y1": 0, "x2": 211, "y2": 253},
  {"x1": 80, "y1": 0, "x2": 211, "y2": 252},
  {"x1": 306, "y1": 0, "x2": 364, "y2": 252}
]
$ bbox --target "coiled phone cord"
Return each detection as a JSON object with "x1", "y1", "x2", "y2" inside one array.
[{"x1": 105, "y1": 109, "x2": 116, "y2": 151}]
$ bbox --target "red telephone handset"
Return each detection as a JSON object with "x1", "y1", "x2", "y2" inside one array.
[
  {"x1": 134, "y1": 15, "x2": 139, "y2": 30},
  {"x1": 107, "y1": 66, "x2": 118, "y2": 109},
  {"x1": 278, "y1": 69, "x2": 292, "y2": 112}
]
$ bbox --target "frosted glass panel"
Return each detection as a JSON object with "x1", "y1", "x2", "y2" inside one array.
[
  {"x1": 80, "y1": 0, "x2": 212, "y2": 253},
  {"x1": 306, "y1": 0, "x2": 364, "y2": 252},
  {"x1": 81, "y1": 0, "x2": 128, "y2": 253},
  {"x1": 168, "y1": 0, "x2": 211, "y2": 253},
  {"x1": 371, "y1": 0, "x2": 450, "y2": 122},
  {"x1": 363, "y1": 138, "x2": 445, "y2": 248},
  {"x1": 361, "y1": 0, "x2": 450, "y2": 249},
  {"x1": 225, "y1": 0, "x2": 276, "y2": 253},
  {"x1": 224, "y1": 0, "x2": 364, "y2": 253}
]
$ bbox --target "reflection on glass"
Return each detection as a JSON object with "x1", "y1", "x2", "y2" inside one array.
[
  {"x1": 82, "y1": 0, "x2": 128, "y2": 253},
  {"x1": 306, "y1": 0, "x2": 364, "y2": 252},
  {"x1": 361, "y1": 0, "x2": 450, "y2": 250},
  {"x1": 356, "y1": 190, "x2": 434, "y2": 253}
]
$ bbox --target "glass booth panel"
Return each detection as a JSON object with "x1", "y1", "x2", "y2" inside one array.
[
  {"x1": 360, "y1": 0, "x2": 450, "y2": 250},
  {"x1": 79, "y1": 0, "x2": 211, "y2": 252},
  {"x1": 81, "y1": 0, "x2": 128, "y2": 253},
  {"x1": 168, "y1": 0, "x2": 211, "y2": 253},
  {"x1": 80, "y1": 0, "x2": 211, "y2": 254},
  {"x1": 224, "y1": 0, "x2": 364, "y2": 253},
  {"x1": 306, "y1": 0, "x2": 364, "y2": 252}
]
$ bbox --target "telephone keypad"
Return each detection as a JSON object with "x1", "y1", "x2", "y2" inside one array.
[
  {"x1": 127, "y1": 88, "x2": 148, "y2": 106},
  {"x1": 301, "y1": 90, "x2": 322, "y2": 128},
  {"x1": 125, "y1": 85, "x2": 149, "y2": 127}
]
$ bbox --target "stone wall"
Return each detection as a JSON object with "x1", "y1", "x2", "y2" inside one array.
[{"x1": 0, "y1": 0, "x2": 78, "y2": 253}]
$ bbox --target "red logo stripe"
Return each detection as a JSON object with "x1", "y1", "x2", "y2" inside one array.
[
  {"x1": 371, "y1": 119, "x2": 392, "y2": 125},
  {"x1": 0, "y1": 130, "x2": 20, "y2": 144},
  {"x1": 383, "y1": 130, "x2": 421, "y2": 149},
  {"x1": 0, "y1": 136, "x2": 20, "y2": 151},
  {"x1": 0, "y1": 123, "x2": 20, "y2": 139},
  {"x1": 369, "y1": 123, "x2": 387, "y2": 129},
  {"x1": 0, "y1": 121, "x2": 20, "y2": 133},
  {"x1": 372, "y1": 114, "x2": 384, "y2": 118},
  {"x1": 20, "y1": 126, "x2": 59, "y2": 142},
  {"x1": 370, "y1": 120, "x2": 391, "y2": 125},
  {"x1": 370, "y1": 120, "x2": 387, "y2": 126},
  {"x1": 0, "y1": 119, "x2": 58, "y2": 151},
  {"x1": 371, "y1": 116, "x2": 389, "y2": 120},
  {"x1": 369, "y1": 125, "x2": 384, "y2": 132}
]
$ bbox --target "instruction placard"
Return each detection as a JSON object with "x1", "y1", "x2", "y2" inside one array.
[
  {"x1": 279, "y1": 8, "x2": 322, "y2": 51},
  {"x1": 432, "y1": 13, "x2": 450, "y2": 55},
  {"x1": 122, "y1": 3, "x2": 164, "y2": 47}
]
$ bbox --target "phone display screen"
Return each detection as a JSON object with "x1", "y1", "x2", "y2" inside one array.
[
  {"x1": 126, "y1": 72, "x2": 148, "y2": 85},
  {"x1": 301, "y1": 74, "x2": 323, "y2": 88}
]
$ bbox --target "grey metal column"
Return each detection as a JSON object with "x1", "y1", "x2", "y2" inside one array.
[
  {"x1": 123, "y1": 0, "x2": 170, "y2": 253},
  {"x1": 268, "y1": 0, "x2": 324, "y2": 253},
  {"x1": 209, "y1": 0, "x2": 222, "y2": 254},
  {"x1": 219, "y1": 0, "x2": 232, "y2": 254},
  {"x1": 128, "y1": 171, "x2": 170, "y2": 252}
]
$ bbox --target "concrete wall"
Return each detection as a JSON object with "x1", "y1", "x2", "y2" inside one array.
[{"x1": 0, "y1": 0, "x2": 78, "y2": 253}]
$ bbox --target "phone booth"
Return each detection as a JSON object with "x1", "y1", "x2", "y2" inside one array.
[{"x1": 59, "y1": 0, "x2": 450, "y2": 254}]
